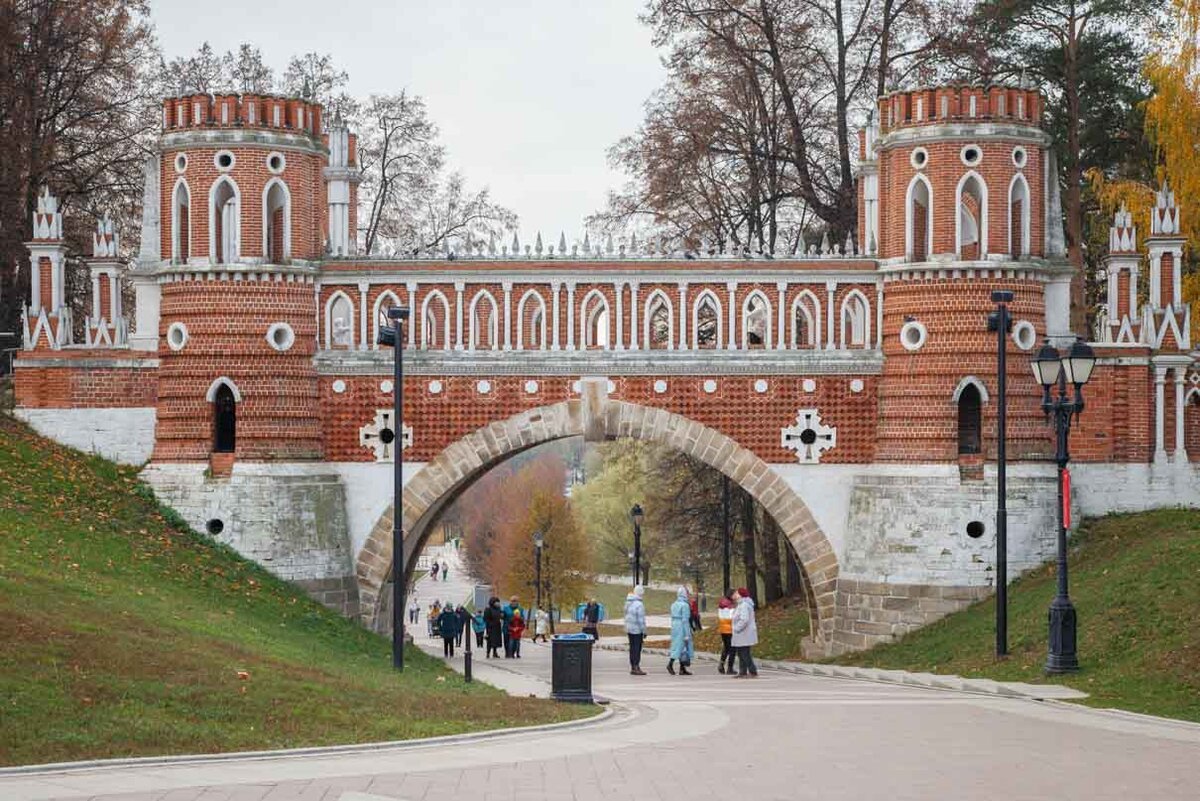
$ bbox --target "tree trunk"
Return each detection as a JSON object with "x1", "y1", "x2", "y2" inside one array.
[
  {"x1": 760, "y1": 512, "x2": 783, "y2": 604},
  {"x1": 739, "y1": 489, "x2": 758, "y2": 603}
]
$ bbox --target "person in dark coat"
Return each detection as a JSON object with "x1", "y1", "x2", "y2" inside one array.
[
  {"x1": 455, "y1": 605, "x2": 470, "y2": 648},
  {"x1": 582, "y1": 599, "x2": 601, "y2": 640},
  {"x1": 483, "y1": 596, "x2": 504, "y2": 658},
  {"x1": 437, "y1": 605, "x2": 460, "y2": 657}
]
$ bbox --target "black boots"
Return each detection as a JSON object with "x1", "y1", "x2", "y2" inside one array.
[{"x1": 667, "y1": 659, "x2": 676, "y2": 675}]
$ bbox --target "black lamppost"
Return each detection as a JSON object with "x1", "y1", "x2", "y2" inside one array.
[
  {"x1": 721, "y1": 475, "x2": 731, "y2": 595},
  {"x1": 988, "y1": 290, "x2": 1014, "y2": 657},
  {"x1": 1031, "y1": 337, "x2": 1097, "y2": 674},
  {"x1": 533, "y1": 530, "x2": 544, "y2": 615},
  {"x1": 378, "y1": 306, "x2": 410, "y2": 671},
  {"x1": 630, "y1": 504, "x2": 644, "y2": 585}
]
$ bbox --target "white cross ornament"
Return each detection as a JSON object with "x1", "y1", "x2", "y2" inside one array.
[
  {"x1": 359, "y1": 409, "x2": 412, "y2": 462},
  {"x1": 781, "y1": 408, "x2": 837, "y2": 464}
]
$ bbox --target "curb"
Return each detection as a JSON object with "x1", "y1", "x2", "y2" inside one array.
[
  {"x1": 594, "y1": 643, "x2": 1087, "y2": 702},
  {"x1": 0, "y1": 705, "x2": 614, "y2": 777}
]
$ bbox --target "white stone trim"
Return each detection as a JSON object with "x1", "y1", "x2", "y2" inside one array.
[
  {"x1": 955, "y1": 170, "x2": 989, "y2": 260},
  {"x1": 324, "y1": 290, "x2": 355, "y2": 350},
  {"x1": 166, "y1": 321, "x2": 188, "y2": 351},
  {"x1": 205, "y1": 376, "x2": 243, "y2": 403},
  {"x1": 791, "y1": 290, "x2": 822, "y2": 348},
  {"x1": 952, "y1": 375, "x2": 990, "y2": 404},
  {"x1": 839, "y1": 288, "x2": 871, "y2": 349},
  {"x1": 692, "y1": 288, "x2": 723, "y2": 349},
  {"x1": 265, "y1": 322, "x2": 295, "y2": 352},
  {"x1": 171, "y1": 178, "x2": 191, "y2": 264},
  {"x1": 1012, "y1": 319, "x2": 1037, "y2": 351},
  {"x1": 467, "y1": 288, "x2": 500, "y2": 351},
  {"x1": 900, "y1": 319, "x2": 927, "y2": 351},
  {"x1": 516, "y1": 288, "x2": 548, "y2": 350},
  {"x1": 579, "y1": 287, "x2": 611, "y2": 349},
  {"x1": 741, "y1": 288, "x2": 772, "y2": 349},
  {"x1": 643, "y1": 288, "x2": 674, "y2": 350},
  {"x1": 261, "y1": 177, "x2": 292, "y2": 262},
  {"x1": 420, "y1": 288, "x2": 452, "y2": 350},
  {"x1": 905, "y1": 173, "x2": 934, "y2": 261},
  {"x1": 208, "y1": 175, "x2": 242, "y2": 265},
  {"x1": 371, "y1": 289, "x2": 401, "y2": 350},
  {"x1": 1008, "y1": 172, "x2": 1031, "y2": 258}
]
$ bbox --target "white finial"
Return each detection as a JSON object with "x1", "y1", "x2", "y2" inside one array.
[
  {"x1": 558, "y1": 232, "x2": 567, "y2": 255},
  {"x1": 511, "y1": 233, "x2": 520, "y2": 254},
  {"x1": 605, "y1": 234, "x2": 613, "y2": 255},
  {"x1": 820, "y1": 231, "x2": 832, "y2": 255},
  {"x1": 32, "y1": 186, "x2": 63, "y2": 240},
  {"x1": 582, "y1": 231, "x2": 592, "y2": 255},
  {"x1": 1151, "y1": 179, "x2": 1180, "y2": 236},
  {"x1": 488, "y1": 233, "x2": 496, "y2": 256},
  {"x1": 93, "y1": 215, "x2": 119, "y2": 258},
  {"x1": 844, "y1": 234, "x2": 854, "y2": 257},
  {"x1": 629, "y1": 231, "x2": 638, "y2": 255},
  {"x1": 535, "y1": 232, "x2": 543, "y2": 256}
]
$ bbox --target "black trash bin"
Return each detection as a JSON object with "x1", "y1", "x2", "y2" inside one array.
[{"x1": 551, "y1": 633, "x2": 594, "y2": 703}]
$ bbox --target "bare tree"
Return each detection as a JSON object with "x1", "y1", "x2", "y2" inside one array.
[
  {"x1": 224, "y1": 44, "x2": 273, "y2": 94},
  {"x1": 163, "y1": 41, "x2": 226, "y2": 94}
]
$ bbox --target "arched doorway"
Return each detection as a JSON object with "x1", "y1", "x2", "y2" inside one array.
[
  {"x1": 212, "y1": 384, "x2": 236, "y2": 453},
  {"x1": 355, "y1": 400, "x2": 840, "y2": 654}
]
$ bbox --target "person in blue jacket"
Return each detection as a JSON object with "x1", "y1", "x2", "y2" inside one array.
[
  {"x1": 471, "y1": 608, "x2": 486, "y2": 648},
  {"x1": 668, "y1": 586, "x2": 694, "y2": 675},
  {"x1": 437, "y1": 605, "x2": 460, "y2": 657}
]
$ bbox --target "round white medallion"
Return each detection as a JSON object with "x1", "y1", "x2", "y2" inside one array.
[
  {"x1": 802, "y1": 378, "x2": 817, "y2": 393},
  {"x1": 380, "y1": 380, "x2": 394, "y2": 394},
  {"x1": 653, "y1": 379, "x2": 668, "y2": 394},
  {"x1": 910, "y1": 147, "x2": 929, "y2": 170},
  {"x1": 267, "y1": 152, "x2": 287, "y2": 174},
  {"x1": 525, "y1": 380, "x2": 539, "y2": 394},
  {"x1": 850, "y1": 379, "x2": 865, "y2": 393},
  {"x1": 173, "y1": 153, "x2": 188, "y2": 173},
  {"x1": 1012, "y1": 320, "x2": 1037, "y2": 351},
  {"x1": 702, "y1": 379, "x2": 717, "y2": 394},
  {"x1": 265, "y1": 322, "x2": 295, "y2": 352},
  {"x1": 1011, "y1": 146, "x2": 1027, "y2": 169},
  {"x1": 960, "y1": 144, "x2": 982, "y2": 167},
  {"x1": 166, "y1": 321, "x2": 188, "y2": 351},
  {"x1": 477, "y1": 379, "x2": 492, "y2": 394},
  {"x1": 214, "y1": 150, "x2": 236, "y2": 172},
  {"x1": 899, "y1": 320, "x2": 928, "y2": 352},
  {"x1": 428, "y1": 380, "x2": 443, "y2": 394},
  {"x1": 754, "y1": 379, "x2": 769, "y2": 394},
  {"x1": 331, "y1": 379, "x2": 346, "y2": 394}
]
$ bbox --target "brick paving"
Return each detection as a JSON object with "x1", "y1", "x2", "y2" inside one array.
[{"x1": 5, "y1": 642, "x2": 1199, "y2": 801}]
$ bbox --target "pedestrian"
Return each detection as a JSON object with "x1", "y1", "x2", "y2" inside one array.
[
  {"x1": 472, "y1": 608, "x2": 486, "y2": 648},
  {"x1": 731, "y1": 587, "x2": 759, "y2": 678},
  {"x1": 689, "y1": 591, "x2": 702, "y2": 632},
  {"x1": 455, "y1": 605, "x2": 470, "y2": 648},
  {"x1": 442, "y1": 565, "x2": 450, "y2": 582},
  {"x1": 717, "y1": 590, "x2": 736, "y2": 674},
  {"x1": 582, "y1": 598, "x2": 601, "y2": 640},
  {"x1": 502, "y1": 595, "x2": 523, "y2": 658},
  {"x1": 532, "y1": 606, "x2": 550, "y2": 643},
  {"x1": 438, "y1": 604, "x2": 460, "y2": 658},
  {"x1": 624, "y1": 584, "x2": 647, "y2": 676},
  {"x1": 408, "y1": 600, "x2": 420, "y2": 625},
  {"x1": 431, "y1": 561, "x2": 439, "y2": 581},
  {"x1": 508, "y1": 607, "x2": 526, "y2": 658},
  {"x1": 429, "y1": 600, "x2": 441, "y2": 638},
  {"x1": 484, "y1": 596, "x2": 504, "y2": 658},
  {"x1": 667, "y1": 586, "x2": 694, "y2": 675}
]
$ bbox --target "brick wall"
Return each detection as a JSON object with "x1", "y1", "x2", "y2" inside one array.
[{"x1": 14, "y1": 361, "x2": 158, "y2": 408}]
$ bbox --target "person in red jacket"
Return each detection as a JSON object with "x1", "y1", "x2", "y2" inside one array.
[{"x1": 508, "y1": 608, "x2": 527, "y2": 658}]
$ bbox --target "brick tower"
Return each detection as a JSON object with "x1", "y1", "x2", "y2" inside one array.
[
  {"x1": 868, "y1": 84, "x2": 1067, "y2": 464},
  {"x1": 152, "y1": 92, "x2": 333, "y2": 470}
]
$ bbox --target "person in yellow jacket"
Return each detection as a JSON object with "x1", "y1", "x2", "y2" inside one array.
[{"x1": 717, "y1": 591, "x2": 736, "y2": 674}]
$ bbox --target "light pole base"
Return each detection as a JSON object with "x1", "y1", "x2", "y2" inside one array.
[
  {"x1": 1045, "y1": 597, "x2": 1079, "y2": 674},
  {"x1": 463, "y1": 649, "x2": 473, "y2": 683}
]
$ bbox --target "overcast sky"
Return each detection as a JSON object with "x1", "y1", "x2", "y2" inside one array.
[{"x1": 151, "y1": 0, "x2": 665, "y2": 243}]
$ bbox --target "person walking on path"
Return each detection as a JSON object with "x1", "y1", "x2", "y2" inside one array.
[
  {"x1": 731, "y1": 587, "x2": 759, "y2": 678},
  {"x1": 667, "y1": 586, "x2": 694, "y2": 676},
  {"x1": 624, "y1": 585, "x2": 647, "y2": 676},
  {"x1": 408, "y1": 600, "x2": 420, "y2": 625},
  {"x1": 455, "y1": 605, "x2": 470, "y2": 648},
  {"x1": 689, "y1": 592, "x2": 702, "y2": 632},
  {"x1": 508, "y1": 608, "x2": 526, "y2": 658},
  {"x1": 442, "y1": 565, "x2": 449, "y2": 582},
  {"x1": 483, "y1": 597, "x2": 504, "y2": 658},
  {"x1": 502, "y1": 595, "x2": 523, "y2": 658},
  {"x1": 532, "y1": 606, "x2": 550, "y2": 643},
  {"x1": 438, "y1": 605, "x2": 460, "y2": 658},
  {"x1": 430, "y1": 562, "x2": 440, "y2": 581},
  {"x1": 582, "y1": 598, "x2": 601, "y2": 640},
  {"x1": 472, "y1": 608, "x2": 486, "y2": 648},
  {"x1": 716, "y1": 591, "x2": 736, "y2": 674},
  {"x1": 428, "y1": 600, "x2": 441, "y2": 638}
]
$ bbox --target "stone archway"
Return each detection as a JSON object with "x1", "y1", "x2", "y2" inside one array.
[{"x1": 356, "y1": 399, "x2": 840, "y2": 653}]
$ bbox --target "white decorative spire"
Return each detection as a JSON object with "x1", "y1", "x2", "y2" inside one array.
[
  {"x1": 1109, "y1": 204, "x2": 1138, "y2": 253},
  {"x1": 32, "y1": 186, "x2": 63, "y2": 241},
  {"x1": 1151, "y1": 180, "x2": 1180, "y2": 237},
  {"x1": 511, "y1": 232, "x2": 520, "y2": 255},
  {"x1": 93, "y1": 215, "x2": 119, "y2": 258},
  {"x1": 558, "y1": 232, "x2": 567, "y2": 255},
  {"x1": 534, "y1": 231, "x2": 543, "y2": 256},
  {"x1": 582, "y1": 232, "x2": 592, "y2": 255},
  {"x1": 605, "y1": 234, "x2": 614, "y2": 255}
]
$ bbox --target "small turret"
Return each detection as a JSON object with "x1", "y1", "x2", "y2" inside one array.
[
  {"x1": 85, "y1": 215, "x2": 128, "y2": 347},
  {"x1": 22, "y1": 187, "x2": 72, "y2": 350}
]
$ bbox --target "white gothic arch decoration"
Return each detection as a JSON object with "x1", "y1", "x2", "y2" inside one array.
[
  {"x1": 204, "y1": 376, "x2": 244, "y2": 402},
  {"x1": 1008, "y1": 173, "x2": 1031, "y2": 258},
  {"x1": 906, "y1": 173, "x2": 934, "y2": 262},
  {"x1": 644, "y1": 289, "x2": 674, "y2": 349},
  {"x1": 956, "y1": 170, "x2": 989, "y2": 259},
  {"x1": 262, "y1": 177, "x2": 292, "y2": 263},
  {"x1": 468, "y1": 289, "x2": 500, "y2": 351},
  {"x1": 420, "y1": 289, "x2": 452, "y2": 350},
  {"x1": 580, "y1": 288, "x2": 611, "y2": 349},
  {"x1": 208, "y1": 175, "x2": 241, "y2": 264},
  {"x1": 791, "y1": 290, "x2": 822, "y2": 348},
  {"x1": 839, "y1": 289, "x2": 871, "y2": 348},
  {"x1": 742, "y1": 290, "x2": 772, "y2": 349},
  {"x1": 324, "y1": 291, "x2": 355, "y2": 350},
  {"x1": 693, "y1": 289, "x2": 723, "y2": 349},
  {"x1": 372, "y1": 290, "x2": 402, "y2": 349},
  {"x1": 516, "y1": 289, "x2": 547, "y2": 350},
  {"x1": 171, "y1": 178, "x2": 191, "y2": 264},
  {"x1": 952, "y1": 375, "x2": 991, "y2": 404}
]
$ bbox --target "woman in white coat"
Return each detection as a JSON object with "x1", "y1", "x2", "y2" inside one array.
[{"x1": 731, "y1": 587, "x2": 759, "y2": 678}]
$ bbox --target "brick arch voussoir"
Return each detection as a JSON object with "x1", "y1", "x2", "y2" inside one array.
[{"x1": 356, "y1": 399, "x2": 838, "y2": 654}]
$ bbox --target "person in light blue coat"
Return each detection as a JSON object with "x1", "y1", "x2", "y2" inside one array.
[
  {"x1": 667, "y1": 586, "x2": 694, "y2": 676},
  {"x1": 624, "y1": 585, "x2": 647, "y2": 676}
]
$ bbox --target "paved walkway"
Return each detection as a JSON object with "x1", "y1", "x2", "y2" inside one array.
[{"x1": 4, "y1": 639, "x2": 1199, "y2": 801}]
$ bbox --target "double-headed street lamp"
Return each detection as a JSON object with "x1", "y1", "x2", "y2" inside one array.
[
  {"x1": 630, "y1": 504, "x2": 644, "y2": 585},
  {"x1": 377, "y1": 306, "x2": 410, "y2": 671},
  {"x1": 1031, "y1": 337, "x2": 1097, "y2": 674}
]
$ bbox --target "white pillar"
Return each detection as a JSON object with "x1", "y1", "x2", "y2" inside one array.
[
  {"x1": 109, "y1": 272, "x2": 121, "y2": 320},
  {"x1": 406, "y1": 282, "x2": 417, "y2": 348},
  {"x1": 615, "y1": 282, "x2": 625, "y2": 350},
  {"x1": 566, "y1": 281, "x2": 576, "y2": 350},
  {"x1": 826, "y1": 280, "x2": 837, "y2": 350},
  {"x1": 454, "y1": 281, "x2": 465, "y2": 351},
  {"x1": 678, "y1": 282, "x2": 688, "y2": 350},
  {"x1": 503, "y1": 282, "x2": 513, "y2": 351},
  {"x1": 776, "y1": 282, "x2": 787, "y2": 350},
  {"x1": 875, "y1": 283, "x2": 884, "y2": 350},
  {"x1": 1172, "y1": 247, "x2": 1184, "y2": 308},
  {"x1": 91, "y1": 275, "x2": 102, "y2": 320},
  {"x1": 629, "y1": 282, "x2": 640, "y2": 350},
  {"x1": 357, "y1": 280, "x2": 369, "y2": 350},
  {"x1": 551, "y1": 281, "x2": 561, "y2": 351},
  {"x1": 1155, "y1": 367, "x2": 1167, "y2": 463},
  {"x1": 1130, "y1": 265, "x2": 1140, "y2": 317},
  {"x1": 726, "y1": 281, "x2": 738, "y2": 350},
  {"x1": 1149, "y1": 253, "x2": 1162, "y2": 310},
  {"x1": 1175, "y1": 368, "x2": 1188, "y2": 462}
]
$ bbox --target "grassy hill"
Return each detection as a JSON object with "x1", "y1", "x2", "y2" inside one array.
[
  {"x1": 0, "y1": 415, "x2": 592, "y2": 767},
  {"x1": 833, "y1": 508, "x2": 1200, "y2": 722}
]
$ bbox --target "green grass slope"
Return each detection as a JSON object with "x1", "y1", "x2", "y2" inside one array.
[
  {"x1": 834, "y1": 508, "x2": 1200, "y2": 722},
  {"x1": 0, "y1": 416, "x2": 592, "y2": 767}
]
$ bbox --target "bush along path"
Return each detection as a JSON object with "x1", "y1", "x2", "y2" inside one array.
[{"x1": 0, "y1": 416, "x2": 595, "y2": 767}]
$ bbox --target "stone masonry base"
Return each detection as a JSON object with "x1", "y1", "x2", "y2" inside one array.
[{"x1": 828, "y1": 577, "x2": 991, "y2": 655}]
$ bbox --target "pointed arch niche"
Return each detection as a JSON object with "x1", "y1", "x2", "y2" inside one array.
[
  {"x1": 468, "y1": 289, "x2": 500, "y2": 351},
  {"x1": 644, "y1": 289, "x2": 674, "y2": 350},
  {"x1": 1008, "y1": 173, "x2": 1031, "y2": 258},
  {"x1": 906, "y1": 174, "x2": 933, "y2": 262},
  {"x1": 956, "y1": 171, "x2": 988, "y2": 260},
  {"x1": 580, "y1": 289, "x2": 611, "y2": 350},
  {"x1": 171, "y1": 179, "x2": 191, "y2": 264},
  {"x1": 693, "y1": 290, "x2": 722, "y2": 349},
  {"x1": 791, "y1": 290, "x2": 822, "y2": 349},
  {"x1": 742, "y1": 290, "x2": 772, "y2": 349},
  {"x1": 208, "y1": 176, "x2": 241, "y2": 264},
  {"x1": 263, "y1": 178, "x2": 291, "y2": 263},
  {"x1": 421, "y1": 290, "x2": 452, "y2": 350},
  {"x1": 516, "y1": 289, "x2": 547, "y2": 350},
  {"x1": 839, "y1": 289, "x2": 870, "y2": 348}
]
